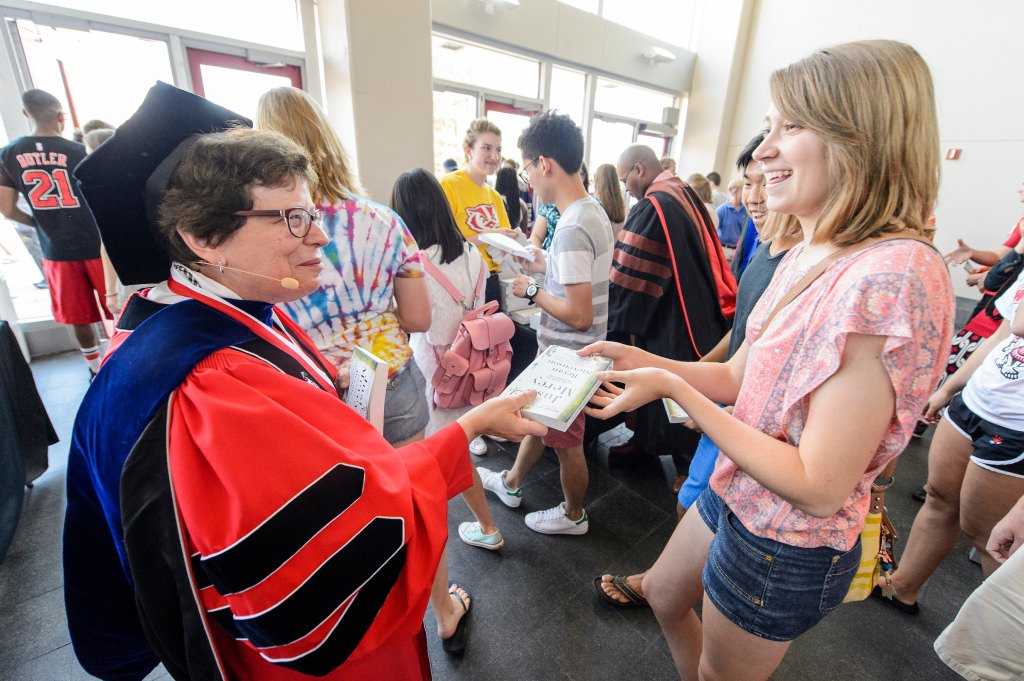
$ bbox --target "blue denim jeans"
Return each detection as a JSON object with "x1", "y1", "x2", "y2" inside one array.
[{"x1": 695, "y1": 488, "x2": 860, "y2": 641}]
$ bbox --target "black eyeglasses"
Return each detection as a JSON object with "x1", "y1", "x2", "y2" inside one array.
[
  {"x1": 233, "y1": 207, "x2": 323, "y2": 238},
  {"x1": 519, "y1": 158, "x2": 538, "y2": 185},
  {"x1": 619, "y1": 164, "x2": 638, "y2": 186}
]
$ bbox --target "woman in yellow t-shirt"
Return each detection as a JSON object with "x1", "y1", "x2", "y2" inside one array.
[{"x1": 440, "y1": 118, "x2": 517, "y2": 307}]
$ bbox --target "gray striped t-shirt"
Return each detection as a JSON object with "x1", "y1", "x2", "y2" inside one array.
[{"x1": 537, "y1": 195, "x2": 615, "y2": 351}]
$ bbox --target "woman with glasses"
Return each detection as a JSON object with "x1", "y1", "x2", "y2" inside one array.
[
  {"x1": 65, "y1": 109, "x2": 546, "y2": 680},
  {"x1": 257, "y1": 87, "x2": 434, "y2": 448}
]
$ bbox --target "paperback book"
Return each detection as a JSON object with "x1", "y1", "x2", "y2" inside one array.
[
  {"x1": 479, "y1": 232, "x2": 536, "y2": 261},
  {"x1": 663, "y1": 398, "x2": 691, "y2": 424},
  {"x1": 501, "y1": 345, "x2": 612, "y2": 431},
  {"x1": 345, "y1": 346, "x2": 389, "y2": 433}
]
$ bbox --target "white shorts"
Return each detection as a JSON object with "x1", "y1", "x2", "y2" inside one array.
[{"x1": 934, "y1": 546, "x2": 1024, "y2": 680}]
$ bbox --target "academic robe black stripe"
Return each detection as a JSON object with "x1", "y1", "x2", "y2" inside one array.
[
  {"x1": 190, "y1": 553, "x2": 212, "y2": 590},
  {"x1": 199, "y1": 463, "x2": 365, "y2": 595},
  {"x1": 262, "y1": 544, "x2": 407, "y2": 676},
  {"x1": 207, "y1": 606, "x2": 245, "y2": 640},
  {"x1": 230, "y1": 517, "x2": 404, "y2": 648}
]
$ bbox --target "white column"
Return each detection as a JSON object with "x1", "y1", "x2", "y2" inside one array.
[
  {"x1": 678, "y1": 0, "x2": 755, "y2": 182},
  {"x1": 313, "y1": 0, "x2": 434, "y2": 202}
]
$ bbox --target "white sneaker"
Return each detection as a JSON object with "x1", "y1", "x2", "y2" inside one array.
[
  {"x1": 525, "y1": 502, "x2": 589, "y2": 535},
  {"x1": 458, "y1": 521, "x2": 505, "y2": 550},
  {"x1": 477, "y1": 468, "x2": 522, "y2": 508},
  {"x1": 469, "y1": 436, "x2": 488, "y2": 456}
]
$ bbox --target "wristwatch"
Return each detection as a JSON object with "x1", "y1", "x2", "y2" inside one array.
[{"x1": 524, "y1": 281, "x2": 540, "y2": 301}]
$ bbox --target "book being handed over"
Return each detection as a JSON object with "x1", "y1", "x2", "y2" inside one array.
[
  {"x1": 500, "y1": 345, "x2": 612, "y2": 431},
  {"x1": 345, "y1": 346, "x2": 389, "y2": 433}
]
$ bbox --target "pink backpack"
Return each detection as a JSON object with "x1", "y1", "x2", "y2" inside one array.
[{"x1": 421, "y1": 254, "x2": 515, "y2": 409}]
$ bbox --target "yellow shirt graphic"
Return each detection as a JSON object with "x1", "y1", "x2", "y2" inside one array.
[{"x1": 440, "y1": 170, "x2": 512, "y2": 273}]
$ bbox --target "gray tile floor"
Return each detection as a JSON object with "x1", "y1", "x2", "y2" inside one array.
[{"x1": 2, "y1": 350, "x2": 979, "y2": 680}]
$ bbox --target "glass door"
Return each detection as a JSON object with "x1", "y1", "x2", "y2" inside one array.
[
  {"x1": 432, "y1": 88, "x2": 478, "y2": 176},
  {"x1": 484, "y1": 100, "x2": 540, "y2": 166},
  {"x1": 186, "y1": 48, "x2": 302, "y2": 121},
  {"x1": 1, "y1": 15, "x2": 175, "y2": 318}
]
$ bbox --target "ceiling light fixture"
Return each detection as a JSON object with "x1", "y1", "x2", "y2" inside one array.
[{"x1": 642, "y1": 46, "x2": 676, "y2": 66}]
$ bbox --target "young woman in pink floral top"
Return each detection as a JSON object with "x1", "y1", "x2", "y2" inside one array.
[{"x1": 583, "y1": 41, "x2": 954, "y2": 680}]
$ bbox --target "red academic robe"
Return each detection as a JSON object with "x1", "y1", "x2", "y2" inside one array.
[{"x1": 118, "y1": 281, "x2": 473, "y2": 680}]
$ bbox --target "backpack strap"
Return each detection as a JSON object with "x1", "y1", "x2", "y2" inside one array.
[
  {"x1": 471, "y1": 257, "x2": 486, "y2": 305},
  {"x1": 417, "y1": 249, "x2": 481, "y2": 311},
  {"x1": 420, "y1": 254, "x2": 462, "y2": 303}
]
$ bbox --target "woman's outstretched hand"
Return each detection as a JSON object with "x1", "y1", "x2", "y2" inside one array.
[
  {"x1": 584, "y1": 368, "x2": 681, "y2": 420},
  {"x1": 459, "y1": 390, "x2": 548, "y2": 442},
  {"x1": 577, "y1": 341, "x2": 648, "y2": 372}
]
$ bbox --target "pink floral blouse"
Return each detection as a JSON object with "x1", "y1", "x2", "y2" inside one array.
[{"x1": 710, "y1": 240, "x2": 954, "y2": 550}]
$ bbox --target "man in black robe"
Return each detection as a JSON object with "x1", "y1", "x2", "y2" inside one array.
[{"x1": 607, "y1": 145, "x2": 736, "y2": 486}]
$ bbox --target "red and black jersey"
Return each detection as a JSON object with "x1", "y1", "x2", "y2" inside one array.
[{"x1": 0, "y1": 136, "x2": 100, "y2": 261}]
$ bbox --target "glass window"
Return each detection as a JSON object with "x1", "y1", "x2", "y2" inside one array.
[
  {"x1": 14, "y1": 19, "x2": 174, "y2": 132},
  {"x1": 601, "y1": 0, "x2": 697, "y2": 48},
  {"x1": 432, "y1": 35, "x2": 540, "y2": 100},
  {"x1": 30, "y1": 0, "x2": 303, "y2": 50},
  {"x1": 637, "y1": 131, "x2": 668, "y2": 158},
  {"x1": 594, "y1": 78, "x2": 675, "y2": 123},
  {"x1": 196, "y1": 65, "x2": 294, "y2": 121},
  {"x1": 549, "y1": 66, "x2": 586, "y2": 126},
  {"x1": 433, "y1": 89, "x2": 478, "y2": 176},
  {"x1": 589, "y1": 118, "x2": 635, "y2": 171}
]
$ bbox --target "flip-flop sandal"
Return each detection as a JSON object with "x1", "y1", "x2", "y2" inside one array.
[
  {"x1": 870, "y1": 585, "x2": 919, "y2": 615},
  {"x1": 592, "y1": 575, "x2": 649, "y2": 608},
  {"x1": 442, "y1": 583, "x2": 472, "y2": 655}
]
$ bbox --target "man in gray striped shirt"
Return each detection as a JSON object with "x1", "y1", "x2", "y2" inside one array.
[{"x1": 478, "y1": 111, "x2": 614, "y2": 536}]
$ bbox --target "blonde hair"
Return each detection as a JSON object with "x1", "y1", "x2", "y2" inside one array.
[
  {"x1": 594, "y1": 163, "x2": 626, "y2": 224},
  {"x1": 770, "y1": 40, "x2": 939, "y2": 246},
  {"x1": 463, "y1": 118, "x2": 502, "y2": 157},
  {"x1": 758, "y1": 212, "x2": 802, "y2": 244},
  {"x1": 686, "y1": 173, "x2": 713, "y2": 204},
  {"x1": 256, "y1": 87, "x2": 365, "y2": 203}
]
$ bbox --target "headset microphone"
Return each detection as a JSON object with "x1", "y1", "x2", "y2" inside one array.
[{"x1": 196, "y1": 261, "x2": 300, "y2": 290}]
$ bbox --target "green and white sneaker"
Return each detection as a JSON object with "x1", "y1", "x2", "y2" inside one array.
[
  {"x1": 477, "y1": 467, "x2": 522, "y2": 508},
  {"x1": 525, "y1": 502, "x2": 589, "y2": 535}
]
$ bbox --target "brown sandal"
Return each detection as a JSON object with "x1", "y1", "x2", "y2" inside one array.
[{"x1": 593, "y1": 575, "x2": 648, "y2": 608}]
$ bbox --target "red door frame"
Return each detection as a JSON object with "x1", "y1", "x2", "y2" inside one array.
[
  {"x1": 484, "y1": 100, "x2": 540, "y2": 118},
  {"x1": 186, "y1": 48, "x2": 302, "y2": 97},
  {"x1": 638, "y1": 131, "x2": 670, "y2": 157}
]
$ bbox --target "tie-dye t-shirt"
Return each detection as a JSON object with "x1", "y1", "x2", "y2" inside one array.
[
  {"x1": 284, "y1": 196, "x2": 422, "y2": 377},
  {"x1": 710, "y1": 240, "x2": 953, "y2": 551}
]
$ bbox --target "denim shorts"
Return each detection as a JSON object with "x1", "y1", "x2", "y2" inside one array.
[
  {"x1": 695, "y1": 488, "x2": 861, "y2": 642},
  {"x1": 381, "y1": 361, "x2": 430, "y2": 444}
]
